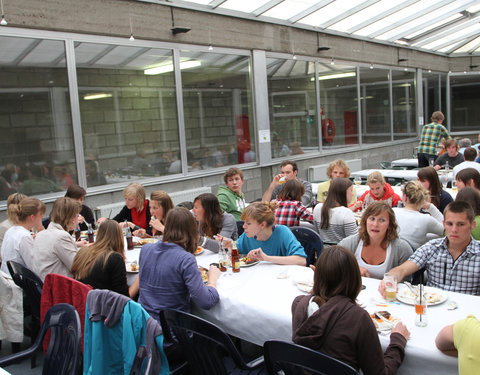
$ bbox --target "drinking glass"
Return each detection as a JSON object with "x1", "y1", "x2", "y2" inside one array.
[
  {"x1": 383, "y1": 273, "x2": 397, "y2": 302},
  {"x1": 442, "y1": 174, "x2": 449, "y2": 189},
  {"x1": 451, "y1": 180, "x2": 457, "y2": 194},
  {"x1": 354, "y1": 176, "x2": 362, "y2": 186},
  {"x1": 415, "y1": 285, "x2": 428, "y2": 327}
]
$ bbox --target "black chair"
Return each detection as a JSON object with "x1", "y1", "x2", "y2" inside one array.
[
  {"x1": 289, "y1": 227, "x2": 323, "y2": 266},
  {"x1": 236, "y1": 220, "x2": 245, "y2": 237},
  {"x1": 264, "y1": 340, "x2": 358, "y2": 375},
  {"x1": 0, "y1": 303, "x2": 82, "y2": 375},
  {"x1": 7, "y1": 260, "x2": 44, "y2": 367},
  {"x1": 129, "y1": 345, "x2": 152, "y2": 375},
  {"x1": 160, "y1": 309, "x2": 264, "y2": 375}
]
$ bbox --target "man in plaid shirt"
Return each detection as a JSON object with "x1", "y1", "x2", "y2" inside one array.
[
  {"x1": 379, "y1": 201, "x2": 480, "y2": 296},
  {"x1": 417, "y1": 111, "x2": 450, "y2": 168}
]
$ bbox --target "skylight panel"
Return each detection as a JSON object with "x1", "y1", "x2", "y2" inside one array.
[
  {"x1": 405, "y1": 14, "x2": 463, "y2": 40},
  {"x1": 453, "y1": 36, "x2": 480, "y2": 53},
  {"x1": 421, "y1": 23, "x2": 480, "y2": 50},
  {"x1": 263, "y1": 0, "x2": 321, "y2": 21},
  {"x1": 300, "y1": 0, "x2": 357, "y2": 27},
  {"x1": 218, "y1": 0, "x2": 271, "y2": 13}
]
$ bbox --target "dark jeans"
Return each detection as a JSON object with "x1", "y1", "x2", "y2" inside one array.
[{"x1": 418, "y1": 153, "x2": 437, "y2": 168}]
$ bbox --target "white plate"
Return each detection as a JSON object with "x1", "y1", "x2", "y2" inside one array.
[
  {"x1": 295, "y1": 281, "x2": 313, "y2": 293},
  {"x1": 195, "y1": 247, "x2": 204, "y2": 256},
  {"x1": 239, "y1": 257, "x2": 259, "y2": 267},
  {"x1": 396, "y1": 285, "x2": 447, "y2": 306},
  {"x1": 370, "y1": 311, "x2": 401, "y2": 332},
  {"x1": 126, "y1": 262, "x2": 139, "y2": 273}
]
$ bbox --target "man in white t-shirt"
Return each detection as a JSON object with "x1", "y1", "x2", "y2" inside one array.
[{"x1": 453, "y1": 147, "x2": 480, "y2": 180}]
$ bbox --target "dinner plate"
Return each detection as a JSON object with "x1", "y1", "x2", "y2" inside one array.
[
  {"x1": 195, "y1": 246, "x2": 204, "y2": 256},
  {"x1": 239, "y1": 257, "x2": 259, "y2": 267},
  {"x1": 396, "y1": 285, "x2": 447, "y2": 306},
  {"x1": 133, "y1": 238, "x2": 157, "y2": 247},
  {"x1": 198, "y1": 266, "x2": 208, "y2": 283},
  {"x1": 370, "y1": 311, "x2": 400, "y2": 332},
  {"x1": 296, "y1": 281, "x2": 313, "y2": 293},
  {"x1": 126, "y1": 262, "x2": 139, "y2": 273}
]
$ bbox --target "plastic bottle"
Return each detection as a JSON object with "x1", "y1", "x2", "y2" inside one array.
[
  {"x1": 87, "y1": 223, "x2": 95, "y2": 243},
  {"x1": 126, "y1": 227, "x2": 133, "y2": 250}
]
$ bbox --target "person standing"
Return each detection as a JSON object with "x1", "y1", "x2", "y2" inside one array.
[
  {"x1": 217, "y1": 167, "x2": 246, "y2": 221},
  {"x1": 417, "y1": 111, "x2": 450, "y2": 168}
]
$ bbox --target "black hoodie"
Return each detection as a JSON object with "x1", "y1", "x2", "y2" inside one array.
[{"x1": 292, "y1": 294, "x2": 406, "y2": 375}]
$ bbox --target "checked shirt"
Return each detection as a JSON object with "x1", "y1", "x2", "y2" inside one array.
[
  {"x1": 418, "y1": 122, "x2": 450, "y2": 155},
  {"x1": 274, "y1": 200, "x2": 313, "y2": 227}
]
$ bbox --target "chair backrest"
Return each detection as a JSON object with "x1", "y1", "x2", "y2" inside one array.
[
  {"x1": 7, "y1": 260, "x2": 43, "y2": 319},
  {"x1": 236, "y1": 220, "x2": 244, "y2": 237},
  {"x1": 289, "y1": 227, "x2": 323, "y2": 266},
  {"x1": 264, "y1": 340, "x2": 358, "y2": 375},
  {"x1": 160, "y1": 309, "x2": 251, "y2": 375},
  {"x1": 129, "y1": 345, "x2": 152, "y2": 375}
]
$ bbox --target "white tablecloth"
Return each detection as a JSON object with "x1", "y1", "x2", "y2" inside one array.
[{"x1": 192, "y1": 250, "x2": 475, "y2": 375}]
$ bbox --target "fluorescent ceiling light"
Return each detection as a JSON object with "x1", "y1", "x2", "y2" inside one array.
[
  {"x1": 144, "y1": 60, "x2": 201, "y2": 75},
  {"x1": 83, "y1": 93, "x2": 112, "y2": 100},
  {"x1": 310, "y1": 72, "x2": 356, "y2": 81}
]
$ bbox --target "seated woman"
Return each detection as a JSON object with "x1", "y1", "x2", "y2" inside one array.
[
  {"x1": 393, "y1": 181, "x2": 444, "y2": 249},
  {"x1": 456, "y1": 168, "x2": 480, "y2": 192},
  {"x1": 97, "y1": 182, "x2": 151, "y2": 234},
  {"x1": 316, "y1": 159, "x2": 357, "y2": 205},
  {"x1": 237, "y1": 202, "x2": 306, "y2": 266},
  {"x1": 193, "y1": 193, "x2": 238, "y2": 252},
  {"x1": 417, "y1": 166, "x2": 453, "y2": 213},
  {"x1": 455, "y1": 187, "x2": 480, "y2": 240},
  {"x1": 33, "y1": 197, "x2": 88, "y2": 281},
  {"x1": 0, "y1": 197, "x2": 45, "y2": 274},
  {"x1": 338, "y1": 202, "x2": 412, "y2": 279},
  {"x1": 72, "y1": 220, "x2": 136, "y2": 297},
  {"x1": 313, "y1": 178, "x2": 358, "y2": 244},
  {"x1": 351, "y1": 171, "x2": 401, "y2": 211},
  {"x1": 292, "y1": 245, "x2": 409, "y2": 374},
  {"x1": 133, "y1": 190, "x2": 174, "y2": 237},
  {"x1": 138, "y1": 207, "x2": 220, "y2": 319},
  {"x1": 65, "y1": 184, "x2": 96, "y2": 231},
  {"x1": 0, "y1": 193, "x2": 27, "y2": 260},
  {"x1": 274, "y1": 179, "x2": 313, "y2": 227}
]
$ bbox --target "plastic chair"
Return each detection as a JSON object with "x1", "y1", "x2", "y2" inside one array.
[
  {"x1": 129, "y1": 345, "x2": 152, "y2": 375},
  {"x1": 263, "y1": 340, "x2": 358, "y2": 375},
  {"x1": 236, "y1": 220, "x2": 245, "y2": 237},
  {"x1": 0, "y1": 303, "x2": 82, "y2": 375},
  {"x1": 6, "y1": 260, "x2": 43, "y2": 367},
  {"x1": 289, "y1": 227, "x2": 324, "y2": 266},
  {"x1": 160, "y1": 309, "x2": 265, "y2": 375}
]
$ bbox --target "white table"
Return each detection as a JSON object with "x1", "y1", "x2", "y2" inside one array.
[
  {"x1": 391, "y1": 159, "x2": 419, "y2": 169},
  {"x1": 192, "y1": 250, "x2": 476, "y2": 375}
]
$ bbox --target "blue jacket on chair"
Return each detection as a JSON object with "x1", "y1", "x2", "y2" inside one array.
[{"x1": 83, "y1": 289, "x2": 169, "y2": 375}]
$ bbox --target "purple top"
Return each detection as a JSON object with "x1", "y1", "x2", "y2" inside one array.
[{"x1": 138, "y1": 241, "x2": 219, "y2": 320}]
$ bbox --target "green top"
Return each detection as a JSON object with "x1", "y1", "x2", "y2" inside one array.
[
  {"x1": 217, "y1": 185, "x2": 246, "y2": 221},
  {"x1": 472, "y1": 216, "x2": 480, "y2": 240}
]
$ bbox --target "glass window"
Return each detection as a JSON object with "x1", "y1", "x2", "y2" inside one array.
[
  {"x1": 318, "y1": 63, "x2": 358, "y2": 147},
  {"x1": 392, "y1": 70, "x2": 416, "y2": 140},
  {"x1": 0, "y1": 36, "x2": 74, "y2": 201},
  {"x1": 359, "y1": 67, "x2": 391, "y2": 144},
  {"x1": 267, "y1": 58, "x2": 318, "y2": 158},
  {"x1": 180, "y1": 50, "x2": 255, "y2": 169},
  {"x1": 75, "y1": 43, "x2": 179, "y2": 186},
  {"x1": 450, "y1": 73, "x2": 480, "y2": 132}
]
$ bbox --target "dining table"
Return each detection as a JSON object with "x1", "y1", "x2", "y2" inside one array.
[{"x1": 191, "y1": 249, "x2": 477, "y2": 375}]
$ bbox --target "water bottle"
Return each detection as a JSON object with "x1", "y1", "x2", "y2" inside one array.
[{"x1": 445, "y1": 161, "x2": 449, "y2": 172}]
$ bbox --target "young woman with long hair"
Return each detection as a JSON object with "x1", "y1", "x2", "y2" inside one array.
[
  {"x1": 274, "y1": 179, "x2": 313, "y2": 227},
  {"x1": 0, "y1": 192, "x2": 27, "y2": 259},
  {"x1": 417, "y1": 166, "x2": 453, "y2": 213},
  {"x1": 292, "y1": 246, "x2": 409, "y2": 373},
  {"x1": 313, "y1": 177, "x2": 357, "y2": 243},
  {"x1": 338, "y1": 202, "x2": 412, "y2": 279},
  {"x1": 193, "y1": 193, "x2": 237, "y2": 252},
  {"x1": 0, "y1": 197, "x2": 45, "y2": 273},
  {"x1": 133, "y1": 190, "x2": 174, "y2": 237},
  {"x1": 72, "y1": 219, "x2": 135, "y2": 297},
  {"x1": 138, "y1": 207, "x2": 220, "y2": 320}
]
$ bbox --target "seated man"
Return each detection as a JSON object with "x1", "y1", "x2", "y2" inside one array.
[
  {"x1": 436, "y1": 315, "x2": 480, "y2": 375},
  {"x1": 262, "y1": 160, "x2": 312, "y2": 207},
  {"x1": 316, "y1": 159, "x2": 357, "y2": 205},
  {"x1": 351, "y1": 171, "x2": 401, "y2": 211},
  {"x1": 453, "y1": 147, "x2": 480, "y2": 180},
  {"x1": 379, "y1": 201, "x2": 480, "y2": 296},
  {"x1": 217, "y1": 167, "x2": 246, "y2": 221},
  {"x1": 434, "y1": 139, "x2": 464, "y2": 170}
]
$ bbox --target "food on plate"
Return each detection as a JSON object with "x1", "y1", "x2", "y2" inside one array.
[
  {"x1": 195, "y1": 246, "x2": 204, "y2": 255},
  {"x1": 397, "y1": 286, "x2": 445, "y2": 305},
  {"x1": 369, "y1": 310, "x2": 399, "y2": 330},
  {"x1": 139, "y1": 238, "x2": 156, "y2": 245},
  {"x1": 126, "y1": 262, "x2": 139, "y2": 272},
  {"x1": 240, "y1": 256, "x2": 256, "y2": 265},
  {"x1": 198, "y1": 266, "x2": 208, "y2": 283}
]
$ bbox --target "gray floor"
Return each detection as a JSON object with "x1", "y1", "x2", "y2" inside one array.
[{"x1": 0, "y1": 337, "x2": 44, "y2": 375}]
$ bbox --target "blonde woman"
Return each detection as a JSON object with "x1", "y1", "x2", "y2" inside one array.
[
  {"x1": 72, "y1": 220, "x2": 135, "y2": 297},
  {"x1": 97, "y1": 182, "x2": 151, "y2": 234},
  {"x1": 33, "y1": 197, "x2": 87, "y2": 281},
  {"x1": 352, "y1": 171, "x2": 401, "y2": 211},
  {"x1": 0, "y1": 193, "x2": 27, "y2": 261},
  {"x1": 133, "y1": 190, "x2": 174, "y2": 237},
  {"x1": 393, "y1": 181, "x2": 444, "y2": 249},
  {"x1": 237, "y1": 201, "x2": 306, "y2": 266},
  {"x1": 316, "y1": 159, "x2": 357, "y2": 205},
  {"x1": 0, "y1": 197, "x2": 45, "y2": 273}
]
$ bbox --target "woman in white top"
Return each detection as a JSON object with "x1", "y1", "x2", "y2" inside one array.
[
  {"x1": 313, "y1": 178, "x2": 358, "y2": 244},
  {"x1": 0, "y1": 193, "x2": 27, "y2": 263},
  {"x1": 393, "y1": 180, "x2": 444, "y2": 250},
  {"x1": 0, "y1": 197, "x2": 45, "y2": 274},
  {"x1": 338, "y1": 202, "x2": 412, "y2": 279}
]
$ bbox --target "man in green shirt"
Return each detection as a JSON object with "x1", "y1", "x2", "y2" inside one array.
[{"x1": 217, "y1": 167, "x2": 246, "y2": 221}]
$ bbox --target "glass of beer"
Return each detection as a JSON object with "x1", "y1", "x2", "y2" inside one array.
[{"x1": 384, "y1": 273, "x2": 397, "y2": 301}]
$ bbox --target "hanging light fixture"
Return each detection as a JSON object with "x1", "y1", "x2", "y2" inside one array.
[
  {"x1": 0, "y1": 0, "x2": 7, "y2": 26},
  {"x1": 330, "y1": 57, "x2": 335, "y2": 65},
  {"x1": 129, "y1": 16, "x2": 135, "y2": 41}
]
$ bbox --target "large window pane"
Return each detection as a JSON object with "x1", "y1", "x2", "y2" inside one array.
[
  {"x1": 267, "y1": 58, "x2": 318, "y2": 158},
  {"x1": 392, "y1": 70, "x2": 416, "y2": 140},
  {"x1": 76, "y1": 43, "x2": 179, "y2": 185},
  {"x1": 450, "y1": 73, "x2": 480, "y2": 132},
  {"x1": 318, "y1": 63, "x2": 358, "y2": 147},
  {"x1": 180, "y1": 50, "x2": 255, "y2": 169},
  {"x1": 360, "y1": 68, "x2": 391, "y2": 144},
  {"x1": 0, "y1": 36, "x2": 74, "y2": 201}
]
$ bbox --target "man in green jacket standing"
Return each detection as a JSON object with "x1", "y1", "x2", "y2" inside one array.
[{"x1": 217, "y1": 167, "x2": 246, "y2": 221}]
